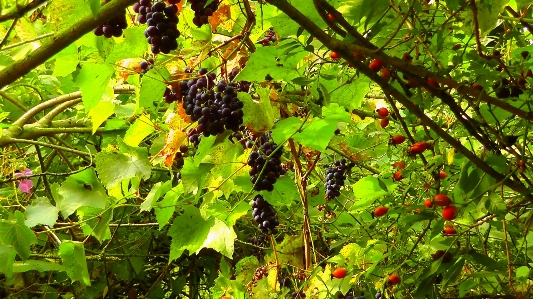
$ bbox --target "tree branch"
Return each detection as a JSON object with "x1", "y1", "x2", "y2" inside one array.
[{"x1": 0, "y1": 0, "x2": 139, "y2": 88}]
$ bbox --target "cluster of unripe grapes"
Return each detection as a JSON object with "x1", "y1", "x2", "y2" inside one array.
[
  {"x1": 324, "y1": 159, "x2": 353, "y2": 200},
  {"x1": 248, "y1": 133, "x2": 285, "y2": 191},
  {"x1": 93, "y1": 0, "x2": 128, "y2": 38},
  {"x1": 181, "y1": 68, "x2": 244, "y2": 137},
  {"x1": 251, "y1": 194, "x2": 279, "y2": 234},
  {"x1": 189, "y1": 0, "x2": 219, "y2": 27},
  {"x1": 257, "y1": 27, "x2": 277, "y2": 46}
]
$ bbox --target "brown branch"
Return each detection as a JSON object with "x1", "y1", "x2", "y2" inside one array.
[
  {"x1": 312, "y1": 0, "x2": 346, "y2": 38},
  {"x1": 0, "y1": 0, "x2": 47, "y2": 22},
  {"x1": 0, "y1": 18, "x2": 18, "y2": 49},
  {"x1": 0, "y1": 0, "x2": 139, "y2": 88}
]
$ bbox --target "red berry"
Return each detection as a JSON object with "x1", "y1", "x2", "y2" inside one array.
[
  {"x1": 452, "y1": 44, "x2": 461, "y2": 50},
  {"x1": 327, "y1": 13, "x2": 335, "y2": 21},
  {"x1": 443, "y1": 227, "x2": 457, "y2": 235},
  {"x1": 423, "y1": 199, "x2": 433, "y2": 208},
  {"x1": 434, "y1": 194, "x2": 452, "y2": 207},
  {"x1": 427, "y1": 78, "x2": 440, "y2": 89},
  {"x1": 389, "y1": 274, "x2": 401, "y2": 285},
  {"x1": 439, "y1": 170, "x2": 447, "y2": 179},
  {"x1": 353, "y1": 52, "x2": 364, "y2": 61},
  {"x1": 381, "y1": 68, "x2": 391, "y2": 81},
  {"x1": 376, "y1": 107, "x2": 389, "y2": 117},
  {"x1": 331, "y1": 52, "x2": 341, "y2": 59},
  {"x1": 442, "y1": 205, "x2": 457, "y2": 220},
  {"x1": 332, "y1": 268, "x2": 348, "y2": 278},
  {"x1": 374, "y1": 206, "x2": 389, "y2": 217},
  {"x1": 402, "y1": 53, "x2": 413, "y2": 62},
  {"x1": 380, "y1": 118, "x2": 389, "y2": 128},
  {"x1": 408, "y1": 141, "x2": 429, "y2": 155},
  {"x1": 471, "y1": 83, "x2": 483, "y2": 91},
  {"x1": 393, "y1": 169, "x2": 403, "y2": 181},
  {"x1": 390, "y1": 135, "x2": 406, "y2": 145},
  {"x1": 392, "y1": 161, "x2": 405, "y2": 169},
  {"x1": 369, "y1": 59, "x2": 383, "y2": 72}
]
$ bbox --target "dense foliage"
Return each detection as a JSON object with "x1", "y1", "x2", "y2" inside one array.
[{"x1": 1, "y1": 0, "x2": 533, "y2": 298}]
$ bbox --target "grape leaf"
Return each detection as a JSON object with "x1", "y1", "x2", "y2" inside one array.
[
  {"x1": 0, "y1": 245, "x2": 16, "y2": 278},
  {"x1": 95, "y1": 137, "x2": 152, "y2": 189},
  {"x1": 199, "y1": 218, "x2": 236, "y2": 258},
  {"x1": 60, "y1": 241, "x2": 91, "y2": 286},
  {"x1": 155, "y1": 184, "x2": 184, "y2": 229},
  {"x1": 124, "y1": 114, "x2": 156, "y2": 147},
  {"x1": 0, "y1": 211, "x2": 37, "y2": 261},
  {"x1": 25, "y1": 198, "x2": 59, "y2": 227},
  {"x1": 168, "y1": 206, "x2": 215, "y2": 262},
  {"x1": 75, "y1": 62, "x2": 114, "y2": 112},
  {"x1": 105, "y1": 27, "x2": 147, "y2": 63},
  {"x1": 57, "y1": 169, "x2": 108, "y2": 217}
]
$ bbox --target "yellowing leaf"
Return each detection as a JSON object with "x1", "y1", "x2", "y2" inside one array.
[{"x1": 158, "y1": 113, "x2": 189, "y2": 167}]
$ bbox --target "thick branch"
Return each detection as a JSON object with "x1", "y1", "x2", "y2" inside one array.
[{"x1": 0, "y1": 0, "x2": 139, "y2": 88}]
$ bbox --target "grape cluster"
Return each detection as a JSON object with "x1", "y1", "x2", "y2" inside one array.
[
  {"x1": 248, "y1": 134, "x2": 284, "y2": 191},
  {"x1": 93, "y1": 0, "x2": 128, "y2": 38},
  {"x1": 324, "y1": 159, "x2": 353, "y2": 200},
  {"x1": 141, "y1": 2, "x2": 180, "y2": 54},
  {"x1": 190, "y1": 0, "x2": 219, "y2": 27},
  {"x1": 133, "y1": 0, "x2": 152, "y2": 24},
  {"x1": 228, "y1": 67, "x2": 251, "y2": 92},
  {"x1": 182, "y1": 68, "x2": 244, "y2": 137},
  {"x1": 257, "y1": 27, "x2": 277, "y2": 46},
  {"x1": 164, "y1": 87, "x2": 178, "y2": 103},
  {"x1": 337, "y1": 290, "x2": 365, "y2": 299},
  {"x1": 251, "y1": 195, "x2": 279, "y2": 234},
  {"x1": 247, "y1": 234, "x2": 267, "y2": 260},
  {"x1": 139, "y1": 58, "x2": 154, "y2": 74}
]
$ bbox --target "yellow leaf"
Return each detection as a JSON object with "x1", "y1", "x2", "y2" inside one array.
[{"x1": 158, "y1": 112, "x2": 189, "y2": 167}]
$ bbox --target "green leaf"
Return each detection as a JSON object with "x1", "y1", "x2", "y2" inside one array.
[
  {"x1": 467, "y1": 250, "x2": 503, "y2": 271},
  {"x1": 240, "y1": 88, "x2": 277, "y2": 132},
  {"x1": 0, "y1": 211, "x2": 37, "y2": 261},
  {"x1": 260, "y1": 174, "x2": 298, "y2": 206},
  {"x1": 168, "y1": 206, "x2": 215, "y2": 262},
  {"x1": 95, "y1": 137, "x2": 152, "y2": 189},
  {"x1": 52, "y1": 44, "x2": 79, "y2": 77},
  {"x1": 235, "y1": 40, "x2": 308, "y2": 82},
  {"x1": 271, "y1": 117, "x2": 303, "y2": 145},
  {"x1": 138, "y1": 68, "x2": 169, "y2": 112},
  {"x1": 516, "y1": 265, "x2": 530, "y2": 277},
  {"x1": 330, "y1": 77, "x2": 371, "y2": 110},
  {"x1": 88, "y1": 0, "x2": 101, "y2": 17},
  {"x1": 181, "y1": 160, "x2": 214, "y2": 195},
  {"x1": 75, "y1": 62, "x2": 114, "y2": 112},
  {"x1": 60, "y1": 241, "x2": 91, "y2": 286},
  {"x1": 88, "y1": 99, "x2": 115, "y2": 134},
  {"x1": 351, "y1": 176, "x2": 390, "y2": 208},
  {"x1": 105, "y1": 27, "x2": 148, "y2": 63},
  {"x1": 485, "y1": 192, "x2": 507, "y2": 215},
  {"x1": 199, "y1": 218, "x2": 236, "y2": 258},
  {"x1": 123, "y1": 114, "x2": 156, "y2": 146},
  {"x1": 292, "y1": 103, "x2": 351, "y2": 152},
  {"x1": 155, "y1": 184, "x2": 184, "y2": 229},
  {"x1": 441, "y1": 257, "x2": 465, "y2": 287},
  {"x1": 25, "y1": 198, "x2": 59, "y2": 227},
  {"x1": 13, "y1": 260, "x2": 65, "y2": 272},
  {"x1": 0, "y1": 245, "x2": 16, "y2": 277},
  {"x1": 57, "y1": 169, "x2": 108, "y2": 217},
  {"x1": 140, "y1": 181, "x2": 172, "y2": 212}
]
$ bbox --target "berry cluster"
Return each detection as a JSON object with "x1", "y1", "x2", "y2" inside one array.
[
  {"x1": 257, "y1": 27, "x2": 277, "y2": 46},
  {"x1": 133, "y1": 0, "x2": 152, "y2": 24},
  {"x1": 376, "y1": 107, "x2": 389, "y2": 128},
  {"x1": 337, "y1": 290, "x2": 365, "y2": 299},
  {"x1": 139, "y1": 58, "x2": 154, "y2": 74},
  {"x1": 247, "y1": 234, "x2": 267, "y2": 260},
  {"x1": 291, "y1": 291, "x2": 306, "y2": 298},
  {"x1": 182, "y1": 68, "x2": 244, "y2": 137},
  {"x1": 492, "y1": 77, "x2": 524, "y2": 99},
  {"x1": 164, "y1": 87, "x2": 178, "y2": 103},
  {"x1": 251, "y1": 195, "x2": 279, "y2": 234},
  {"x1": 190, "y1": 0, "x2": 219, "y2": 27},
  {"x1": 94, "y1": 0, "x2": 128, "y2": 38},
  {"x1": 324, "y1": 159, "x2": 353, "y2": 200},
  {"x1": 142, "y1": 2, "x2": 180, "y2": 54},
  {"x1": 248, "y1": 134, "x2": 284, "y2": 191},
  {"x1": 174, "y1": 145, "x2": 188, "y2": 168},
  {"x1": 228, "y1": 67, "x2": 251, "y2": 92}
]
